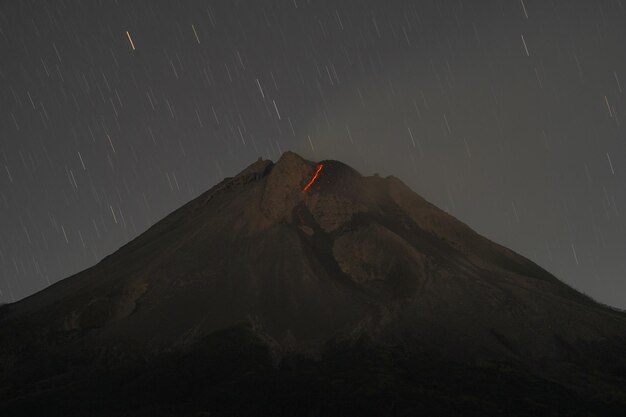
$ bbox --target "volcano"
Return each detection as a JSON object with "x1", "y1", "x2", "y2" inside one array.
[{"x1": 1, "y1": 152, "x2": 625, "y2": 416}]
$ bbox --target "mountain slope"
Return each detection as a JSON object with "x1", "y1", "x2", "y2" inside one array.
[{"x1": 1, "y1": 152, "x2": 625, "y2": 416}]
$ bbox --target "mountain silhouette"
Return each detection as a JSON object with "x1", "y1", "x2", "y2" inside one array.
[{"x1": 1, "y1": 152, "x2": 625, "y2": 416}]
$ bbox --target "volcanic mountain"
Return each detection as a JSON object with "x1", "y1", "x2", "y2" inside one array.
[{"x1": 1, "y1": 152, "x2": 626, "y2": 416}]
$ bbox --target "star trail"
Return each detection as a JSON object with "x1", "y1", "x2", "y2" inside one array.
[{"x1": 1, "y1": 0, "x2": 626, "y2": 308}]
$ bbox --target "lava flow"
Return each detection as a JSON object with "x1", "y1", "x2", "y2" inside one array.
[{"x1": 302, "y1": 163, "x2": 324, "y2": 192}]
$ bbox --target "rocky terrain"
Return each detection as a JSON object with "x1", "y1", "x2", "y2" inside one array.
[{"x1": 1, "y1": 152, "x2": 625, "y2": 416}]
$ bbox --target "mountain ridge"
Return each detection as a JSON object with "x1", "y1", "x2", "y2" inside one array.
[{"x1": 1, "y1": 151, "x2": 625, "y2": 416}]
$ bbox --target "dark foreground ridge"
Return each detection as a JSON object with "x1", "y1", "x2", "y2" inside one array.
[{"x1": 1, "y1": 152, "x2": 626, "y2": 416}]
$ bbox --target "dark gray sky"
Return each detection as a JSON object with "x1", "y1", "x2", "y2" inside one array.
[{"x1": 1, "y1": 0, "x2": 625, "y2": 308}]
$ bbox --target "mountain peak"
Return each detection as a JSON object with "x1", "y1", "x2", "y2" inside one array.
[
  {"x1": 260, "y1": 152, "x2": 314, "y2": 222},
  {"x1": 2, "y1": 152, "x2": 626, "y2": 416}
]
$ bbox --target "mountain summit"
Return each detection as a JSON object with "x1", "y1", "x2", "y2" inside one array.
[{"x1": 2, "y1": 152, "x2": 626, "y2": 416}]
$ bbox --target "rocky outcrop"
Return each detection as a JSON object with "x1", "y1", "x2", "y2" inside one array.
[{"x1": 261, "y1": 151, "x2": 314, "y2": 222}]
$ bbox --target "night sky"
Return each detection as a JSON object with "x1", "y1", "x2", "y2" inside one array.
[{"x1": 1, "y1": 0, "x2": 625, "y2": 309}]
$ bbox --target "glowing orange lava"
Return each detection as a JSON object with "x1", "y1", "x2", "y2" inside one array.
[{"x1": 303, "y1": 163, "x2": 324, "y2": 192}]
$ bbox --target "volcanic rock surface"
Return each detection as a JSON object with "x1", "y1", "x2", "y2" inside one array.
[{"x1": 1, "y1": 152, "x2": 625, "y2": 416}]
